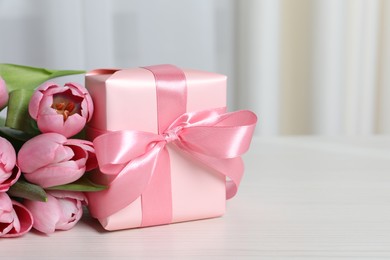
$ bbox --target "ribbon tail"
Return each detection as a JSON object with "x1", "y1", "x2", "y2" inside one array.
[
  {"x1": 183, "y1": 149, "x2": 244, "y2": 200},
  {"x1": 87, "y1": 144, "x2": 163, "y2": 219},
  {"x1": 224, "y1": 157, "x2": 244, "y2": 199},
  {"x1": 140, "y1": 146, "x2": 172, "y2": 227}
]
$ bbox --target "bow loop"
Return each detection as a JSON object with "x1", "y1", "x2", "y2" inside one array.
[
  {"x1": 176, "y1": 110, "x2": 257, "y2": 158},
  {"x1": 94, "y1": 131, "x2": 164, "y2": 175},
  {"x1": 88, "y1": 141, "x2": 167, "y2": 219},
  {"x1": 168, "y1": 107, "x2": 226, "y2": 129}
]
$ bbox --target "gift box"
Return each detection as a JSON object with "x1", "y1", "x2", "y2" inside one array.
[{"x1": 85, "y1": 65, "x2": 256, "y2": 231}]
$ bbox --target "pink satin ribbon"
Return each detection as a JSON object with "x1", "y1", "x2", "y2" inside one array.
[
  {"x1": 140, "y1": 65, "x2": 186, "y2": 226},
  {"x1": 87, "y1": 65, "x2": 257, "y2": 226}
]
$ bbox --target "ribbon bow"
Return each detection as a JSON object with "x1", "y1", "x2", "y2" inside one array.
[{"x1": 88, "y1": 108, "x2": 257, "y2": 224}]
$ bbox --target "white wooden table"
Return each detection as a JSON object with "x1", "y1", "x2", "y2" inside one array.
[{"x1": 3, "y1": 136, "x2": 390, "y2": 259}]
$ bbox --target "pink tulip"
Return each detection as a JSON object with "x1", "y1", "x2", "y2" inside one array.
[
  {"x1": 29, "y1": 82, "x2": 94, "y2": 138},
  {"x1": 0, "y1": 193, "x2": 33, "y2": 237},
  {"x1": 17, "y1": 133, "x2": 97, "y2": 188},
  {"x1": 0, "y1": 137, "x2": 21, "y2": 192},
  {"x1": 0, "y1": 77, "x2": 8, "y2": 109},
  {"x1": 23, "y1": 191, "x2": 86, "y2": 234}
]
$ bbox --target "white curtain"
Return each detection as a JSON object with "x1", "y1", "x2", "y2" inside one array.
[
  {"x1": 237, "y1": 0, "x2": 390, "y2": 135},
  {"x1": 0, "y1": 0, "x2": 389, "y2": 136}
]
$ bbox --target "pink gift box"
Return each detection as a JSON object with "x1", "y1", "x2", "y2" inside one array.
[{"x1": 85, "y1": 66, "x2": 229, "y2": 230}]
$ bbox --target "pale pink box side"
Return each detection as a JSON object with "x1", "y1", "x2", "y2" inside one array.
[{"x1": 86, "y1": 68, "x2": 227, "y2": 230}]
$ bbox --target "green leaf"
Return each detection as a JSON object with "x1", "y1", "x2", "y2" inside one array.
[
  {"x1": 0, "y1": 127, "x2": 33, "y2": 151},
  {"x1": 0, "y1": 127, "x2": 34, "y2": 142},
  {"x1": 0, "y1": 63, "x2": 85, "y2": 92},
  {"x1": 46, "y1": 175, "x2": 107, "y2": 192},
  {"x1": 7, "y1": 180, "x2": 47, "y2": 202},
  {"x1": 5, "y1": 89, "x2": 40, "y2": 135}
]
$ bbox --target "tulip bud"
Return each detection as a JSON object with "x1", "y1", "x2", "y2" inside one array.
[
  {"x1": 23, "y1": 191, "x2": 86, "y2": 234},
  {"x1": 29, "y1": 82, "x2": 94, "y2": 138},
  {"x1": 17, "y1": 133, "x2": 97, "y2": 188}
]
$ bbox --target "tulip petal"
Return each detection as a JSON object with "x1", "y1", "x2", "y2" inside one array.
[
  {"x1": 37, "y1": 113, "x2": 66, "y2": 134},
  {"x1": 47, "y1": 191, "x2": 86, "y2": 230},
  {"x1": 24, "y1": 161, "x2": 85, "y2": 188},
  {"x1": 28, "y1": 82, "x2": 59, "y2": 119},
  {"x1": 42, "y1": 84, "x2": 68, "y2": 96},
  {"x1": 66, "y1": 82, "x2": 89, "y2": 98},
  {"x1": 9, "y1": 206, "x2": 20, "y2": 233},
  {"x1": 65, "y1": 83, "x2": 94, "y2": 121},
  {"x1": 65, "y1": 139, "x2": 97, "y2": 171},
  {"x1": 0, "y1": 193, "x2": 33, "y2": 237},
  {"x1": 0, "y1": 168, "x2": 11, "y2": 184},
  {"x1": 62, "y1": 114, "x2": 86, "y2": 137},
  {"x1": 0, "y1": 222, "x2": 13, "y2": 236},
  {"x1": 28, "y1": 89, "x2": 44, "y2": 119},
  {"x1": 0, "y1": 165, "x2": 21, "y2": 192},
  {"x1": 2, "y1": 201, "x2": 34, "y2": 237},
  {"x1": 55, "y1": 198, "x2": 82, "y2": 231},
  {"x1": 0, "y1": 137, "x2": 17, "y2": 172},
  {"x1": 85, "y1": 94, "x2": 94, "y2": 121},
  {"x1": 0, "y1": 76, "x2": 8, "y2": 109},
  {"x1": 0, "y1": 193, "x2": 13, "y2": 222},
  {"x1": 48, "y1": 190, "x2": 87, "y2": 202},
  {"x1": 23, "y1": 194, "x2": 60, "y2": 234},
  {"x1": 9, "y1": 203, "x2": 32, "y2": 237},
  {"x1": 37, "y1": 113, "x2": 85, "y2": 138},
  {"x1": 37, "y1": 94, "x2": 56, "y2": 115},
  {"x1": 66, "y1": 144, "x2": 87, "y2": 166},
  {"x1": 86, "y1": 152, "x2": 97, "y2": 172}
]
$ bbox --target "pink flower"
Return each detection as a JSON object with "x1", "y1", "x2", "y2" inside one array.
[
  {"x1": 0, "y1": 77, "x2": 8, "y2": 109},
  {"x1": 17, "y1": 133, "x2": 97, "y2": 188},
  {"x1": 23, "y1": 191, "x2": 86, "y2": 234},
  {"x1": 29, "y1": 82, "x2": 94, "y2": 138},
  {"x1": 0, "y1": 137, "x2": 21, "y2": 192},
  {"x1": 0, "y1": 193, "x2": 33, "y2": 237}
]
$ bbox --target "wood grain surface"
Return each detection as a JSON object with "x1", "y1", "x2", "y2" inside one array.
[{"x1": 3, "y1": 136, "x2": 390, "y2": 259}]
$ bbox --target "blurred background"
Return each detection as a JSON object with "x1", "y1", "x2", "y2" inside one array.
[{"x1": 0, "y1": 0, "x2": 389, "y2": 136}]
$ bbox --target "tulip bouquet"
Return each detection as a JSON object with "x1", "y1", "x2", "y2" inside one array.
[{"x1": 0, "y1": 64, "x2": 104, "y2": 237}]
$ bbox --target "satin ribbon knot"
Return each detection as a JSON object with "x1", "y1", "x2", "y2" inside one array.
[{"x1": 163, "y1": 126, "x2": 182, "y2": 143}]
